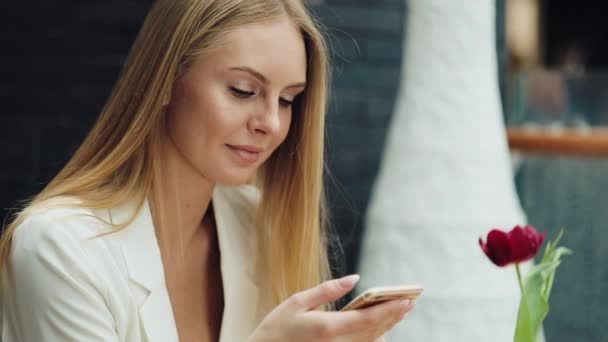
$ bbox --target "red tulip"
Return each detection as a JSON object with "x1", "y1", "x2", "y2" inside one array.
[{"x1": 479, "y1": 225, "x2": 547, "y2": 267}]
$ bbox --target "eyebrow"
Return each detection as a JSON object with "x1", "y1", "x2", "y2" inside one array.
[{"x1": 229, "y1": 66, "x2": 306, "y2": 89}]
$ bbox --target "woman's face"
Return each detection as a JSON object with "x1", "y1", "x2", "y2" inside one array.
[{"x1": 165, "y1": 16, "x2": 307, "y2": 185}]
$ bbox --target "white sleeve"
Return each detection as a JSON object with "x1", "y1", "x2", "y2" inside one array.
[{"x1": 2, "y1": 214, "x2": 120, "y2": 342}]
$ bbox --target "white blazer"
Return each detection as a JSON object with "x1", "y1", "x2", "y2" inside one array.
[{"x1": 1, "y1": 185, "x2": 265, "y2": 342}]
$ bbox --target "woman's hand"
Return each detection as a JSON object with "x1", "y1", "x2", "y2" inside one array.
[{"x1": 248, "y1": 275, "x2": 414, "y2": 342}]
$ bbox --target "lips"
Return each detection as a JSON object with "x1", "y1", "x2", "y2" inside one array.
[
  {"x1": 228, "y1": 144, "x2": 263, "y2": 153},
  {"x1": 226, "y1": 144, "x2": 263, "y2": 163}
]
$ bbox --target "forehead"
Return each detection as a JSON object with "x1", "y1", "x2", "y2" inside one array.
[{"x1": 198, "y1": 17, "x2": 308, "y2": 82}]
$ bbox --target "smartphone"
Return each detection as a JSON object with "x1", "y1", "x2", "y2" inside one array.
[{"x1": 340, "y1": 285, "x2": 423, "y2": 311}]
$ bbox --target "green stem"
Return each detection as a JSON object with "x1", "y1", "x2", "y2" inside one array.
[{"x1": 516, "y1": 263, "x2": 525, "y2": 295}]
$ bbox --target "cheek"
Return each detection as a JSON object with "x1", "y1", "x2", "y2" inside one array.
[
  {"x1": 166, "y1": 92, "x2": 220, "y2": 159},
  {"x1": 168, "y1": 87, "x2": 236, "y2": 142},
  {"x1": 273, "y1": 114, "x2": 293, "y2": 148},
  {"x1": 167, "y1": 100, "x2": 204, "y2": 149}
]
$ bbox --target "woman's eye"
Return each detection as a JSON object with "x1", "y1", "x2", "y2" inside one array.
[
  {"x1": 279, "y1": 97, "x2": 294, "y2": 108},
  {"x1": 230, "y1": 87, "x2": 255, "y2": 98}
]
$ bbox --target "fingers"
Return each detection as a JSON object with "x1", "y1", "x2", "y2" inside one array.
[
  {"x1": 286, "y1": 274, "x2": 360, "y2": 311},
  {"x1": 312, "y1": 299, "x2": 413, "y2": 337},
  {"x1": 364, "y1": 299, "x2": 413, "y2": 335},
  {"x1": 372, "y1": 301, "x2": 415, "y2": 338}
]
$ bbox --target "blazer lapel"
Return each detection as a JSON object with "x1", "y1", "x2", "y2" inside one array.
[
  {"x1": 213, "y1": 185, "x2": 262, "y2": 342},
  {"x1": 109, "y1": 201, "x2": 179, "y2": 342},
  {"x1": 107, "y1": 185, "x2": 262, "y2": 342}
]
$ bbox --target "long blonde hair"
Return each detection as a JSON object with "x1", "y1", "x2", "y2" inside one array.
[{"x1": 0, "y1": 0, "x2": 331, "y2": 308}]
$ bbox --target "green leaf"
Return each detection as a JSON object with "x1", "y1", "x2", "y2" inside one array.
[
  {"x1": 515, "y1": 266, "x2": 549, "y2": 342},
  {"x1": 514, "y1": 229, "x2": 572, "y2": 342},
  {"x1": 541, "y1": 247, "x2": 572, "y2": 300}
]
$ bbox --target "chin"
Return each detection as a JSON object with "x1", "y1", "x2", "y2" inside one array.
[
  {"x1": 213, "y1": 170, "x2": 256, "y2": 187},
  {"x1": 208, "y1": 155, "x2": 264, "y2": 186}
]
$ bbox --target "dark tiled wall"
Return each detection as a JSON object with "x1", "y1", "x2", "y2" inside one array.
[
  {"x1": 309, "y1": 0, "x2": 406, "y2": 275},
  {"x1": 1, "y1": 1, "x2": 153, "y2": 221},
  {"x1": 517, "y1": 157, "x2": 608, "y2": 341}
]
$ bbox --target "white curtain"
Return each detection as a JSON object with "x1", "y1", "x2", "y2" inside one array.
[{"x1": 358, "y1": 0, "x2": 529, "y2": 340}]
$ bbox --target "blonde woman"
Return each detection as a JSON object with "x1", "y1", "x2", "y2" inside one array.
[{"x1": 0, "y1": 0, "x2": 413, "y2": 341}]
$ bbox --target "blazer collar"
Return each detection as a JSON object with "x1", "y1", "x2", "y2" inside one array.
[
  {"x1": 212, "y1": 185, "x2": 262, "y2": 342},
  {"x1": 109, "y1": 199, "x2": 177, "y2": 341},
  {"x1": 110, "y1": 185, "x2": 261, "y2": 342}
]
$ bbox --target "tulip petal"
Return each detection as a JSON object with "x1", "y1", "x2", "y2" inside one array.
[
  {"x1": 481, "y1": 229, "x2": 512, "y2": 266},
  {"x1": 509, "y1": 225, "x2": 544, "y2": 264}
]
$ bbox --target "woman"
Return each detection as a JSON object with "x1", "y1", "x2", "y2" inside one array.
[{"x1": 0, "y1": 0, "x2": 414, "y2": 341}]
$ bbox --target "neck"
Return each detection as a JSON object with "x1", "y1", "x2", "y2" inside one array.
[{"x1": 155, "y1": 132, "x2": 215, "y2": 249}]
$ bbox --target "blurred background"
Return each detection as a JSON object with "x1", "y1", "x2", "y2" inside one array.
[{"x1": 1, "y1": 0, "x2": 607, "y2": 341}]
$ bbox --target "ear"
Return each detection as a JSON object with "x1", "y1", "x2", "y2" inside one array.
[{"x1": 163, "y1": 73, "x2": 185, "y2": 106}]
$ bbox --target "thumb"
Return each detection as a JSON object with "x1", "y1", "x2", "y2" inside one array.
[{"x1": 289, "y1": 274, "x2": 360, "y2": 311}]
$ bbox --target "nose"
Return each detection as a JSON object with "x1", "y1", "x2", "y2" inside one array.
[{"x1": 249, "y1": 100, "x2": 281, "y2": 136}]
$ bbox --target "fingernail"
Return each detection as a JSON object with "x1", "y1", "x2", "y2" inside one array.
[
  {"x1": 338, "y1": 274, "x2": 360, "y2": 288},
  {"x1": 400, "y1": 299, "x2": 411, "y2": 308}
]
